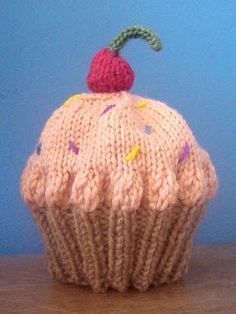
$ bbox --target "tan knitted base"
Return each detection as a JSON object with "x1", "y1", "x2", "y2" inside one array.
[{"x1": 31, "y1": 205, "x2": 204, "y2": 292}]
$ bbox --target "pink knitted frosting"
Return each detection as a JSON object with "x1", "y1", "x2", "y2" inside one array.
[{"x1": 21, "y1": 91, "x2": 217, "y2": 213}]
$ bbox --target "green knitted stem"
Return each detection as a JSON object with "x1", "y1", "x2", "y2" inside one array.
[{"x1": 108, "y1": 26, "x2": 162, "y2": 52}]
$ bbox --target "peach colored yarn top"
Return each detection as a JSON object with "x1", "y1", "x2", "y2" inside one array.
[{"x1": 21, "y1": 91, "x2": 217, "y2": 213}]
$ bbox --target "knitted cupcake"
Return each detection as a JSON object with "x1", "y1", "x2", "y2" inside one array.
[{"x1": 20, "y1": 26, "x2": 218, "y2": 292}]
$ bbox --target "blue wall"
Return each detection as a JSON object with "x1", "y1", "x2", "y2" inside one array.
[{"x1": 1, "y1": 1, "x2": 236, "y2": 255}]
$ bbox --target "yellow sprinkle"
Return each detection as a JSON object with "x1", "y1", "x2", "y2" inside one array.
[
  {"x1": 61, "y1": 94, "x2": 82, "y2": 107},
  {"x1": 125, "y1": 145, "x2": 141, "y2": 161},
  {"x1": 136, "y1": 99, "x2": 149, "y2": 108}
]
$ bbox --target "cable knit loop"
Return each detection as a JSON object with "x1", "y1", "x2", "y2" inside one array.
[
  {"x1": 199, "y1": 148, "x2": 218, "y2": 200},
  {"x1": 111, "y1": 170, "x2": 143, "y2": 211},
  {"x1": 45, "y1": 170, "x2": 71, "y2": 209},
  {"x1": 20, "y1": 155, "x2": 46, "y2": 208},
  {"x1": 70, "y1": 169, "x2": 102, "y2": 212},
  {"x1": 142, "y1": 168, "x2": 178, "y2": 211},
  {"x1": 177, "y1": 146, "x2": 208, "y2": 207}
]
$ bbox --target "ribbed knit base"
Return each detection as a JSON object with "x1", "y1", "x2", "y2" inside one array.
[{"x1": 31, "y1": 205, "x2": 204, "y2": 292}]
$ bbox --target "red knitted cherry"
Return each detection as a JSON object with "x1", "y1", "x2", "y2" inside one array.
[
  {"x1": 87, "y1": 48, "x2": 134, "y2": 93},
  {"x1": 87, "y1": 26, "x2": 162, "y2": 93}
]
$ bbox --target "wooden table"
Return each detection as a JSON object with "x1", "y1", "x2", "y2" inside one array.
[{"x1": 1, "y1": 244, "x2": 236, "y2": 314}]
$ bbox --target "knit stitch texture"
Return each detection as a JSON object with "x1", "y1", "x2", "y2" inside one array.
[
  {"x1": 87, "y1": 48, "x2": 135, "y2": 93},
  {"x1": 20, "y1": 91, "x2": 217, "y2": 292},
  {"x1": 87, "y1": 26, "x2": 162, "y2": 93}
]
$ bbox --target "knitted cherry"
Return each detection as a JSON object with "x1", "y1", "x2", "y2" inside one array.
[{"x1": 87, "y1": 26, "x2": 162, "y2": 93}]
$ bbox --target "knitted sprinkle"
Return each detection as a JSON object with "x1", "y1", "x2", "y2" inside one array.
[
  {"x1": 36, "y1": 142, "x2": 42, "y2": 155},
  {"x1": 145, "y1": 125, "x2": 152, "y2": 134},
  {"x1": 178, "y1": 142, "x2": 190, "y2": 162},
  {"x1": 69, "y1": 141, "x2": 79, "y2": 155},
  {"x1": 100, "y1": 104, "x2": 116, "y2": 116},
  {"x1": 62, "y1": 94, "x2": 82, "y2": 107},
  {"x1": 125, "y1": 145, "x2": 141, "y2": 161},
  {"x1": 137, "y1": 99, "x2": 149, "y2": 108}
]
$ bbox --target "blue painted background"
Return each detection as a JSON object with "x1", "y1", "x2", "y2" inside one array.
[{"x1": 1, "y1": 1, "x2": 236, "y2": 255}]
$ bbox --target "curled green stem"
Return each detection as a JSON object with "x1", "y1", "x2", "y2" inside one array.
[{"x1": 108, "y1": 25, "x2": 162, "y2": 52}]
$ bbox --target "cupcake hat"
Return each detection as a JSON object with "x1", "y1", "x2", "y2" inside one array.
[{"x1": 20, "y1": 26, "x2": 218, "y2": 292}]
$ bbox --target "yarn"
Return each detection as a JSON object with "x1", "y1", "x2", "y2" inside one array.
[
  {"x1": 62, "y1": 94, "x2": 82, "y2": 107},
  {"x1": 178, "y1": 142, "x2": 190, "y2": 163},
  {"x1": 20, "y1": 25, "x2": 218, "y2": 293},
  {"x1": 125, "y1": 145, "x2": 141, "y2": 161},
  {"x1": 145, "y1": 125, "x2": 152, "y2": 134},
  {"x1": 100, "y1": 104, "x2": 116, "y2": 116},
  {"x1": 20, "y1": 91, "x2": 218, "y2": 292},
  {"x1": 36, "y1": 142, "x2": 41, "y2": 155},
  {"x1": 108, "y1": 25, "x2": 162, "y2": 52},
  {"x1": 87, "y1": 26, "x2": 162, "y2": 93},
  {"x1": 87, "y1": 48, "x2": 134, "y2": 93},
  {"x1": 69, "y1": 141, "x2": 79, "y2": 155},
  {"x1": 137, "y1": 99, "x2": 149, "y2": 108}
]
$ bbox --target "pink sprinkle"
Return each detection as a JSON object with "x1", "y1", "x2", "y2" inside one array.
[
  {"x1": 69, "y1": 141, "x2": 79, "y2": 155},
  {"x1": 100, "y1": 104, "x2": 116, "y2": 116},
  {"x1": 178, "y1": 142, "x2": 190, "y2": 163}
]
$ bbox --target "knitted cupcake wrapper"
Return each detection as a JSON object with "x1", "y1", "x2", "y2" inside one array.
[{"x1": 30, "y1": 204, "x2": 204, "y2": 292}]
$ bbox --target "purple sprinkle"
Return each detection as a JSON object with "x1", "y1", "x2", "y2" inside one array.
[
  {"x1": 36, "y1": 142, "x2": 42, "y2": 155},
  {"x1": 178, "y1": 142, "x2": 190, "y2": 163},
  {"x1": 69, "y1": 141, "x2": 79, "y2": 155},
  {"x1": 100, "y1": 104, "x2": 116, "y2": 116},
  {"x1": 145, "y1": 125, "x2": 152, "y2": 134}
]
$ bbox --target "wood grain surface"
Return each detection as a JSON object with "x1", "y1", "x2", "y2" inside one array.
[{"x1": 0, "y1": 244, "x2": 236, "y2": 314}]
